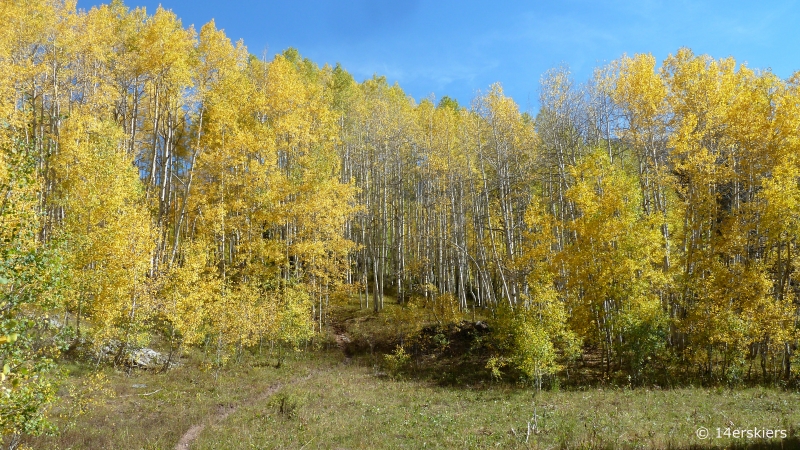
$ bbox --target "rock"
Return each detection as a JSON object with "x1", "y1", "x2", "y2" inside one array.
[
  {"x1": 95, "y1": 339, "x2": 122, "y2": 359},
  {"x1": 129, "y1": 348, "x2": 165, "y2": 369},
  {"x1": 89, "y1": 340, "x2": 172, "y2": 369}
]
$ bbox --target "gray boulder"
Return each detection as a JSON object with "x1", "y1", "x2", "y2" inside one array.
[{"x1": 129, "y1": 348, "x2": 165, "y2": 369}]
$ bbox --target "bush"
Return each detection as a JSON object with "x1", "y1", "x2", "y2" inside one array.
[{"x1": 383, "y1": 345, "x2": 410, "y2": 379}]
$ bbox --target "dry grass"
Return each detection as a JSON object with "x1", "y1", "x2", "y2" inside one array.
[{"x1": 25, "y1": 350, "x2": 326, "y2": 450}]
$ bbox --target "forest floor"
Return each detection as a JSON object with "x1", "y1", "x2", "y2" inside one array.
[{"x1": 25, "y1": 300, "x2": 800, "y2": 449}]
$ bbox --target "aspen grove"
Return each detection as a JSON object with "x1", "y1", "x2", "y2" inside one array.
[{"x1": 2, "y1": 0, "x2": 800, "y2": 441}]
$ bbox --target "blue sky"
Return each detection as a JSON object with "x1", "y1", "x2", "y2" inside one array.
[{"x1": 78, "y1": 0, "x2": 800, "y2": 112}]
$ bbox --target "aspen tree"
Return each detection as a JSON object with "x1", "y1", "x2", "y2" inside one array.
[
  {"x1": 54, "y1": 114, "x2": 154, "y2": 351},
  {"x1": 559, "y1": 150, "x2": 665, "y2": 376}
]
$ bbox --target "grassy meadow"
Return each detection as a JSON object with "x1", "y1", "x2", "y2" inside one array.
[{"x1": 24, "y1": 299, "x2": 800, "y2": 450}]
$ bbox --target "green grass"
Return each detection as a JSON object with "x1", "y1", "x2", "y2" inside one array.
[
  {"x1": 26, "y1": 349, "x2": 800, "y2": 450},
  {"x1": 191, "y1": 358, "x2": 800, "y2": 449},
  {"x1": 21, "y1": 298, "x2": 800, "y2": 449}
]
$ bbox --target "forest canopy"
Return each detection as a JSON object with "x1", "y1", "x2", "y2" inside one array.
[{"x1": 1, "y1": 0, "x2": 799, "y2": 443}]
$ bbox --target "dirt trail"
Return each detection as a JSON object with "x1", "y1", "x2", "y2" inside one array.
[{"x1": 174, "y1": 371, "x2": 316, "y2": 450}]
